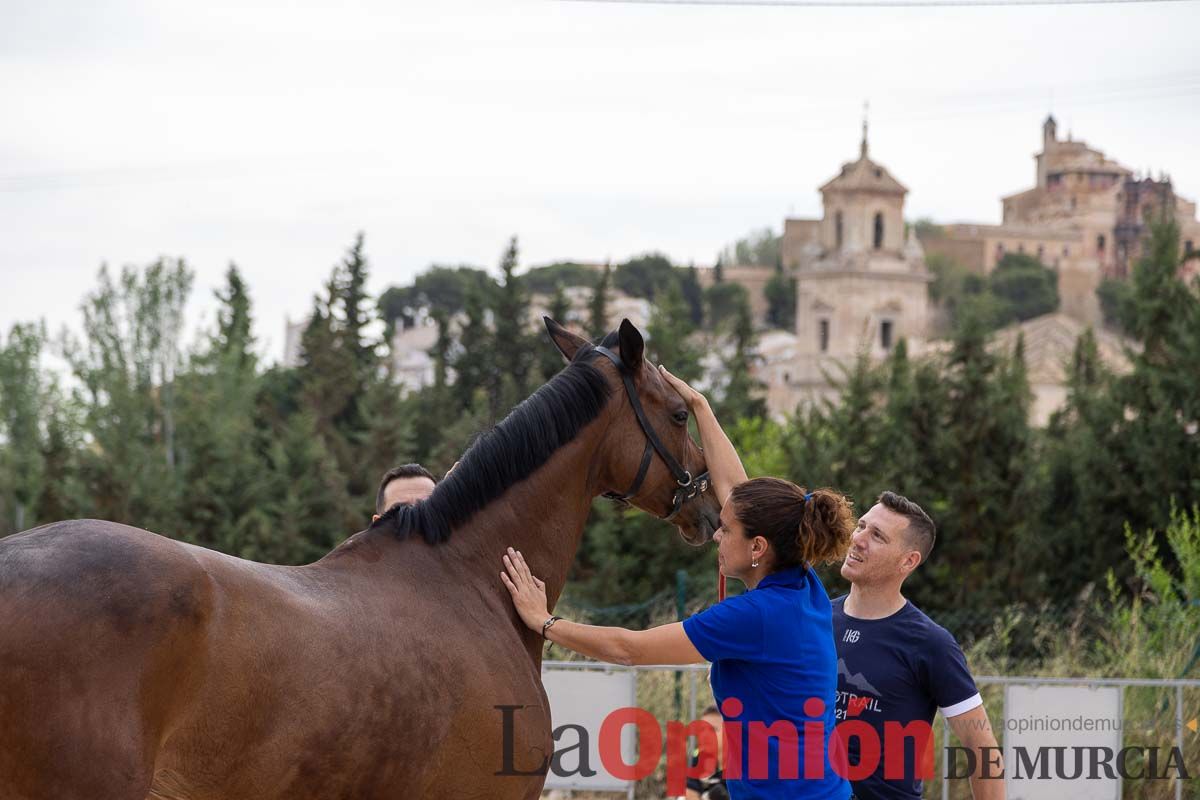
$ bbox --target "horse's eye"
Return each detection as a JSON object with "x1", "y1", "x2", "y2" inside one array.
[{"x1": 673, "y1": 410, "x2": 689, "y2": 424}]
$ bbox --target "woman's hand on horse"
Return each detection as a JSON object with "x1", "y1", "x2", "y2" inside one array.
[
  {"x1": 501, "y1": 547, "x2": 549, "y2": 630},
  {"x1": 658, "y1": 365, "x2": 705, "y2": 410}
]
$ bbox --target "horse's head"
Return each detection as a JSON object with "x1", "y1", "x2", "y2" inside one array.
[{"x1": 544, "y1": 316, "x2": 722, "y2": 546}]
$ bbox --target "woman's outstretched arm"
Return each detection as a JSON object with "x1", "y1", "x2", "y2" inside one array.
[
  {"x1": 658, "y1": 365, "x2": 748, "y2": 505},
  {"x1": 501, "y1": 548, "x2": 705, "y2": 666}
]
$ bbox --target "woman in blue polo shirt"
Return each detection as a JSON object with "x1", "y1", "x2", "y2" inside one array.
[{"x1": 501, "y1": 366, "x2": 854, "y2": 800}]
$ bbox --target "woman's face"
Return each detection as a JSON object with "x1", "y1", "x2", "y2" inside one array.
[{"x1": 713, "y1": 501, "x2": 756, "y2": 580}]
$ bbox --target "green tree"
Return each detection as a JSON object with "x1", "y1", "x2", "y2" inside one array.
[
  {"x1": 589, "y1": 263, "x2": 612, "y2": 339},
  {"x1": 0, "y1": 322, "x2": 48, "y2": 533},
  {"x1": 928, "y1": 304, "x2": 1034, "y2": 608},
  {"x1": 34, "y1": 381, "x2": 86, "y2": 525},
  {"x1": 65, "y1": 260, "x2": 193, "y2": 530},
  {"x1": 764, "y1": 262, "x2": 796, "y2": 329},
  {"x1": 646, "y1": 282, "x2": 701, "y2": 383},
  {"x1": 451, "y1": 285, "x2": 495, "y2": 414},
  {"x1": 212, "y1": 263, "x2": 255, "y2": 369},
  {"x1": 260, "y1": 410, "x2": 354, "y2": 563},
  {"x1": 1106, "y1": 217, "x2": 1200, "y2": 544},
  {"x1": 712, "y1": 300, "x2": 766, "y2": 422},
  {"x1": 811, "y1": 351, "x2": 885, "y2": 503},
  {"x1": 377, "y1": 264, "x2": 493, "y2": 338},
  {"x1": 912, "y1": 218, "x2": 944, "y2": 239},
  {"x1": 875, "y1": 339, "x2": 944, "y2": 502},
  {"x1": 299, "y1": 278, "x2": 356, "y2": 442},
  {"x1": 520, "y1": 262, "x2": 598, "y2": 295},
  {"x1": 1037, "y1": 328, "x2": 1128, "y2": 593},
  {"x1": 173, "y1": 265, "x2": 271, "y2": 555},
  {"x1": 704, "y1": 282, "x2": 748, "y2": 329},
  {"x1": 358, "y1": 367, "x2": 414, "y2": 502},
  {"x1": 1096, "y1": 277, "x2": 1134, "y2": 333},
  {"x1": 989, "y1": 252, "x2": 1059, "y2": 323},
  {"x1": 927, "y1": 253, "x2": 987, "y2": 332},
  {"x1": 493, "y1": 237, "x2": 534, "y2": 412},
  {"x1": 678, "y1": 264, "x2": 705, "y2": 326},
  {"x1": 336, "y1": 233, "x2": 376, "y2": 375},
  {"x1": 718, "y1": 227, "x2": 780, "y2": 267},
  {"x1": 615, "y1": 253, "x2": 675, "y2": 301}
]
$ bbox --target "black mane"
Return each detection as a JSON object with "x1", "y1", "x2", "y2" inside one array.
[{"x1": 370, "y1": 348, "x2": 613, "y2": 544}]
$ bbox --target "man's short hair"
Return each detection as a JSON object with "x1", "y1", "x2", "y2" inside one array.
[
  {"x1": 375, "y1": 463, "x2": 437, "y2": 514},
  {"x1": 878, "y1": 491, "x2": 936, "y2": 565}
]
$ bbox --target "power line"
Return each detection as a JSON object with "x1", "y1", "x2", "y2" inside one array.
[{"x1": 561, "y1": 0, "x2": 1194, "y2": 7}]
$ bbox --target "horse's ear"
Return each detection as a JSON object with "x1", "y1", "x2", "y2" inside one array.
[
  {"x1": 617, "y1": 319, "x2": 644, "y2": 372},
  {"x1": 544, "y1": 316, "x2": 590, "y2": 362}
]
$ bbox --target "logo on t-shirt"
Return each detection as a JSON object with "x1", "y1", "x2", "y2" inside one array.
[
  {"x1": 842, "y1": 629, "x2": 860, "y2": 644},
  {"x1": 837, "y1": 658, "x2": 880, "y2": 696}
]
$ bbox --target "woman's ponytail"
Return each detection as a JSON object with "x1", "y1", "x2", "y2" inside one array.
[{"x1": 729, "y1": 478, "x2": 855, "y2": 570}]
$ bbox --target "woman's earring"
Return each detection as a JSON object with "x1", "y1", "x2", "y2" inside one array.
[{"x1": 751, "y1": 559, "x2": 759, "y2": 568}]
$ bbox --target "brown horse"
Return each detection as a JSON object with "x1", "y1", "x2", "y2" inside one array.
[{"x1": 0, "y1": 318, "x2": 720, "y2": 800}]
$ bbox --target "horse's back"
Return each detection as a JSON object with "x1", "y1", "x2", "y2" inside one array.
[
  {"x1": 0, "y1": 519, "x2": 215, "y2": 800},
  {"x1": 0, "y1": 521, "x2": 550, "y2": 800}
]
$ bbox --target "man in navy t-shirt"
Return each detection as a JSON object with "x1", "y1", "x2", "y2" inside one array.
[{"x1": 834, "y1": 492, "x2": 1004, "y2": 800}]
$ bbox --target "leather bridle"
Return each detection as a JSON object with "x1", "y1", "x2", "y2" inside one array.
[{"x1": 588, "y1": 345, "x2": 711, "y2": 523}]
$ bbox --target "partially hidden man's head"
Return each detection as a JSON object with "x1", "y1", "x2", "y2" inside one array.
[
  {"x1": 373, "y1": 463, "x2": 438, "y2": 518},
  {"x1": 840, "y1": 491, "x2": 936, "y2": 587}
]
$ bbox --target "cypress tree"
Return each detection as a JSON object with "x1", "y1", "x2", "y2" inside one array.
[
  {"x1": 493, "y1": 236, "x2": 533, "y2": 411},
  {"x1": 452, "y1": 285, "x2": 494, "y2": 414},
  {"x1": 590, "y1": 263, "x2": 612, "y2": 339},
  {"x1": 712, "y1": 299, "x2": 766, "y2": 421},
  {"x1": 764, "y1": 262, "x2": 796, "y2": 330}
]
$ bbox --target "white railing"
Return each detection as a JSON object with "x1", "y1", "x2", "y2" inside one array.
[{"x1": 542, "y1": 662, "x2": 1200, "y2": 800}]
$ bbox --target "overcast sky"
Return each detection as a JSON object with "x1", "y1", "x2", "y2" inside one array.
[{"x1": 3, "y1": 0, "x2": 1198, "y2": 362}]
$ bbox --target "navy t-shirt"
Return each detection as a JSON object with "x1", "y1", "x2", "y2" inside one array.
[
  {"x1": 683, "y1": 567, "x2": 850, "y2": 800},
  {"x1": 831, "y1": 596, "x2": 981, "y2": 800}
]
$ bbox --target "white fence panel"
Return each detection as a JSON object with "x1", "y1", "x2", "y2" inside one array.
[
  {"x1": 1003, "y1": 683, "x2": 1122, "y2": 800},
  {"x1": 542, "y1": 665, "x2": 638, "y2": 795}
]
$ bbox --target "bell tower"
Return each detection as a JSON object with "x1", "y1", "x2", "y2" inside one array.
[{"x1": 788, "y1": 122, "x2": 931, "y2": 398}]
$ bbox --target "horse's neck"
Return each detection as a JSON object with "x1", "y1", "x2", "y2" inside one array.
[{"x1": 447, "y1": 415, "x2": 610, "y2": 609}]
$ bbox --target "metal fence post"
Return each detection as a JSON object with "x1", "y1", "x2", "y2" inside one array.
[
  {"x1": 1176, "y1": 683, "x2": 1183, "y2": 800},
  {"x1": 688, "y1": 668, "x2": 697, "y2": 724},
  {"x1": 675, "y1": 570, "x2": 688, "y2": 720},
  {"x1": 942, "y1": 714, "x2": 951, "y2": 800}
]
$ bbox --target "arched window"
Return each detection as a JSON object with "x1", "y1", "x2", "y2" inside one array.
[
  {"x1": 873, "y1": 213, "x2": 884, "y2": 250},
  {"x1": 835, "y1": 211, "x2": 844, "y2": 249}
]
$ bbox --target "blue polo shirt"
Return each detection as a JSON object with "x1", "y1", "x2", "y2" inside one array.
[{"x1": 682, "y1": 566, "x2": 850, "y2": 800}]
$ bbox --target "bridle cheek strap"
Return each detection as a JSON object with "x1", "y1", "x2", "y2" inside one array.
[
  {"x1": 603, "y1": 439, "x2": 654, "y2": 506},
  {"x1": 591, "y1": 345, "x2": 709, "y2": 523}
]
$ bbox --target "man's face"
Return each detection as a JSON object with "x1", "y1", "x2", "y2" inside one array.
[
  {"x1": 380, "y1": 476, "x2": 436, "y2": 513},
  {"x1": 840, "y1": 502, "x2": 918, "y2": 586}
]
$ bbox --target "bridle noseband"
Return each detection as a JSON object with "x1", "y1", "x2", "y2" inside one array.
[{"x1": 589, "y1": 346, "x2": 711, "y2": 522}]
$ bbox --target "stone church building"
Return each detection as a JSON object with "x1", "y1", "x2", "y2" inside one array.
[
  {"x1": 768, "y1": 124, "x2": 932, "y2": 410},
  {"x1": 921, "y1": 116, "x2": 1200, "y2": 323}
]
